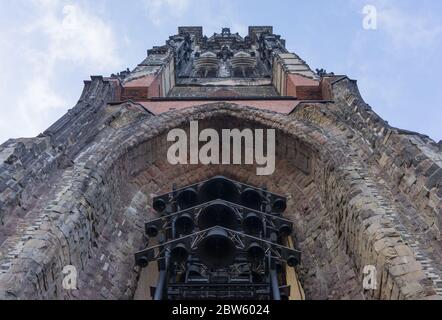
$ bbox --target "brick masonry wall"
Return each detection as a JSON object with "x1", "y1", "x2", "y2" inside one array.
[
  {"x1": 0, "y1": 77, "x2": 441, "y2": 300},
  {"x1": 293, "y1": 77, "x2": 442, "y2": 297},
  {"x1": 296, "y1": 86, "x2": 322, "y2": 100}
]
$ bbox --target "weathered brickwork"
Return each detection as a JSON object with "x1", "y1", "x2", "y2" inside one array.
[{"x1": 0, "y1": 27, "x2": 441, "y2": 300}]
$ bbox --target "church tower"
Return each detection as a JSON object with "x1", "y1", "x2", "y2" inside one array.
[{"x1": 0, "y1": 26, "x2": 441, "y2": 300}]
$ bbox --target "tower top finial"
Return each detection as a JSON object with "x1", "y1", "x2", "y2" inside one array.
[{"x1": 221, "y1": 27, "x2": 231, "y2": 36}]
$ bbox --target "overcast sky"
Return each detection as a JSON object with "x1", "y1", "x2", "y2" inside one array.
[{"x1": 0, "y1": 0, "x2": 441, "y2": 144}]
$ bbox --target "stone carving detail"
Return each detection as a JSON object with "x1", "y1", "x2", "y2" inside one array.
[{"x1": 168, "y1": 27, "x2": 286, "y2": 80}]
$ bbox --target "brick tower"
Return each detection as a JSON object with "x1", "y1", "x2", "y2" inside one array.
[{"x1": 0, "y1": 26, "x2": 441, "y2": 300}]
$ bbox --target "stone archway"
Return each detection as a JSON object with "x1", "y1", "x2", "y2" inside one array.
[
  {"x1": 71, "y1": 104, "x2": 360, "y2": 300},
  {"x1": 0, "y1": 102, "x2": 432, "y2": 300}
]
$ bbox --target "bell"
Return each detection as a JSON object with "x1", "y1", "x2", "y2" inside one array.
[
  {"x1": 153, "y1": 198, "x2": 167, "y2": 213},
  {"x1": 278, "y1": 224, "x2": 293, "y2": 237},
  {"x1": 175, "y1": 213, "x2": 195, "y2": 235},
  {"x1": 242, "y1": 212, "x2": 264, "y2": 235},
  {"x1": 198, "y1": 201, "x2": 239, "y2": 230},
  {"x1": 146, "y1": 224, "x2": 159, "y2": 238},
  {"x1": 246, "y1": 242, "x2": 265, "y2": 264},
  {"x1": 176, "y1": 188, "x2": 198, "y2": 210},
  {"x1": 170, "y1": 243, "x2": 189, "y2": 263},
  {"x1": 272, "y1": 198, "x2": 287, "y2": 214},
  {"x1": 136, "y1": 256, "x2": 149, "y2": 268},
  {"x1": 287, "y1": 255, "x2": 299, "y2": 267},
  {"x1": 198, "y1": 228, "x2": 236, "y2": 268},
  {"x1": 252, "y1": 272, "x2": 265, "y2": 283},
  {"x1": 188, "y1": 264, "x2": 204, "y2": 278},
  {"x1": 198, "y1": 176, "x2": 240, "y2": 203},
  {"x1": 240, "y1": 188, "x2": 263, "y2": 210}
]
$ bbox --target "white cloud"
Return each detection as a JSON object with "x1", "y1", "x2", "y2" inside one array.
[
  {"x1": 231, "y1": 23, "x2": 248, "y2": 37},
  {"x1": 0, "y1": 0, "x2": 121, "y2": 143},
  {"x1": 144, "y1": 0, "x2": 191, "y2": 26},
  {"x1": 0, "y1": 38, "x2": 7, "y2": 90},
  {"x1": 28, "y1": 1, "x2": 120, "y2": 70},
  {"x1": 348, "y1": 1, "x2": 442, "y2": 140},
  {"x1": 356, "y1": 0, "x2": 442, "y2": 50},
  {"x1": 17, "y1": 78, "x2": 66, "y2": 127},
  {"x1": 378, "y1": 6, "x2": 442, "y2": 49},
  {"x1": 142, "y1": 0, "x2": 247, "y2": 37}
]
